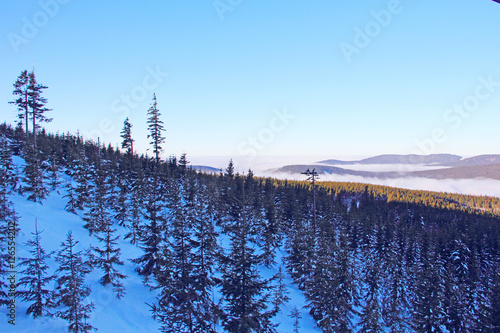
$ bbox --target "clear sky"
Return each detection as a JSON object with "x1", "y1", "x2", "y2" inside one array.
[{"x1": 1, "y1": 0, "x2": 499, "y2": 159}]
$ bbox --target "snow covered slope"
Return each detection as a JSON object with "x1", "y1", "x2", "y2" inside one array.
[{"x1": 0, "y1": 158, "x2": 320, "y2": 333}]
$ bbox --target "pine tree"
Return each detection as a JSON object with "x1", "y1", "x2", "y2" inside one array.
[
  {"x1": 225, "y1": 159, "x2": 234, "y2": 178},
  {"x1": 152, "y1": 177, "x2": 196, "y2": 332},
  {"x1": 9, "y1": 70, "x2": 30, "y2": 136},
  {"x1": 271, "y1": 267, "x2": 290, "y2": 313},
  {"x1": 305, "y1": 222, "x2": 358, "y2": 333},
  {"x1": 410, "y1": 233, "x2": 445, "y2": 332},
  {"x1": 443, "y1": 238, "x2": 475, "y2": 332},
  {"x1": 22, "y1": 141, "x2": 49, "y2": 203},
  {"x1": 27, "y1": 70, "x2": 52, "y2": 146},
  {"x1": 90, "y1": 221, "x2": 126, "y2": 298},
  {"x1": 259, "y1": 179, "x2": 281, "y2": 268},
  {"x1": 381, "y1": 217, "x2": 410, "y2": 332},
  {"x1": 120, "y1": 117, "x2": 134, "y2": 155},
  {"x1": 152, "y1": 174, "x2": 219, "y2": 332},
  {"x1": 82, "y1": 159, "x2": 110, "y2": 235},
  {"x1": 189, "y1": 179, "x2": 220, "y2": 331},
  {"x1": 17, "y1": 221, "x2": 56, "y2": 318},
  {"x1": 132, "y1": 174, "x2": 166, "y2": 283},
  {"x1": 219, "y1": 174, "x2": 281, "y2": 333},
  {"x1": 178, "y1": 153, "x2": 189, "y2": 170},
  {"x1": 289, "y1": 307, "x2": 302, "y2": 333},
  {"x1": 357, "y1": 222, "x2": 384, "y2": 333},
  {"x1": 54, "y1": 231, "x2": 95, "y2": 333},
  {"x1": 47, "y1": 154, "x2": 61, "y2": 192},
  {"x1": 485, "y1": 266, "x2": 500, "y2": 332},
  {"x1": 113, "y1": 176, "x2": 129, "y2": 227},
  {"x1": 71, "y1": 144, "x2": 90, "y2": 211},
  {"x1": 146, "y1": 94, "x2": 165, "y2": 164},
  {"x1": 0, "y1": 134, "x2": 19, "y2": 306},
  {"x1": 124, "y1": 166, "x2": 146, "y2": 245},
  {"x1": 64, "y1": 180, "x2": 78, "y2": 214},
  {"x1": 0, "y1": 134, "x2": 17, "y2": 202},
  {"x1": 284, "y1": 215, "x2": 315, "y2": 291}
]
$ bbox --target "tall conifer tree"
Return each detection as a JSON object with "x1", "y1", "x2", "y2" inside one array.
[
  {"x1": 120, "y1": 117, "x2": 134, "y2": 155},
  {"x1": 9, "y1": 70, "x2": 30, "y2": 136},
  {"x1": 54, "y1": 231, "x2": 95, "y2": 333},
  {"x1": 27, "y1": 70, "x2": 52, "y2": 146},
  {"x1": 17, "y1": 221, "x2": 56, "y2": 318},
  {"x1": 146, "y1": 94, "x2": 165, "y2": 164}
]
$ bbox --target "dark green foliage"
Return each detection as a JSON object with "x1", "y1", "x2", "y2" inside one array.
[
  {"x1": 124, "y1": 166, "x2": 146, "y2": 244},
  {"x1": 54, "y1": 231, "x2": 95, "y2": 333},
  {"x1": 47, "y1": 154, "x2": 61, "y2": 192},
  {"x1": 131, "y1": 176, "x2": 166, "y2": 282},
  {"x1": 289, "y1": 306, "x2": 302, "y2": 333},
  {"x1": 146, "y1": 94, "x2": 165, "y2": 164},
  {"x1": 90, "y1": 222, "x2": 126, "y2": 298},
  {"x1": 9, "y1": 70, "x2": 52, "y2": 146},
  {"x1": 22, "y1": 141, "x2": 49, "y2": 203},
  {"x1": 27, "y1": 70, "x2": 52, "y2": 145},
  {"x1": 17, "y1": 222, "x2": 56, "y2": 318},
  {"x1": 219, "y1": 173, "x2": 283, "y2": 333},
  {"x1": 120, "y1": 117, "x2": 134, "y2": 155},
  {"x1": 9, "y1": 70, "x2": 30, "y2": 135},
  {"x1": 152, "y1": 174, "x2": 219, "y2": 332},
  {"x1": 72, "y1": 144, "x2": 91, "y2": 211},
  {"x1": 0, "y1": 133, "x2": 18, "y2": 306},
  {"x1": 82, "y1": 159, "x2": 111, "y2": 235},
  {"x1": 1, "y1": 122, "x2": 500, "y2": 332}
]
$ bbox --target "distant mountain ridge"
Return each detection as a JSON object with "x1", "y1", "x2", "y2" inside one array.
[
  {"x1": 317, "y1": 154, "x2": 462, "y2": 166},
  {"x1": 191, "y1": 165, "x2": 222, "y2": 173},
  {"x1": 440, "y1": 154, "x2": 500, "y2": 167},
  {"x1": 273, "y1": 163, "x2": 500, "y2": 180}
]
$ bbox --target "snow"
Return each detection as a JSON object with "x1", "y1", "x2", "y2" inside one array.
[
  {"x1": 1, "y1": 158, "x2": 320, "y2": 332},
  {"x1": 1, "y1": 191, "x2": 160, "y2": 332}
]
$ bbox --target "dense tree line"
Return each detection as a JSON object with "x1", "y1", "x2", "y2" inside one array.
[
  {"x1": 298, "y1": 180, "x2": 500, "y2": 217},
  {"x1": 1, "y1": 111, "x2": 500, "y2": 332}
]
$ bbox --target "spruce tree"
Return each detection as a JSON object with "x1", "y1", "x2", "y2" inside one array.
[
  {"x1": 133, "y1": 96, "x2": 167, "y2": 282},
  {"x1": 219, "y1": 174, "x2": 282, "y2": 333},
  {"x1": 443, "y1": 238, "x2": 475, "y2": 332},
  {"x1": 0, "y1": 134, "x2": 17, "y2": 204},
  {"x1": 485, "y1": 266, "x2": 500, "y2": 332},
  {"x1": 410, "y1": 233, "x2": 445, "y2": 332},
  {"x1": 113, "y1": 176, "x2": 130, "y2": 228},
  {"x1": 289, "y1": 307, "x2": 302, "y2": 333},
  {"x1": 64, "y1": 180, "x2": 78, "y2": 214},
  {"x1": 146, "y1": 94, "x2": 165, "y2": 164},
  {"x1": 0, "y1": 134, "x2": 19, "y2": 306},
  {"x1": 23, "y1": 145, "x2": 49, "y2": 203},
  {"x1": 120, "y1": 117, "x2": 134, "y2": 155},
  {"x1": 47, "y1": 154, "x2": 61, "y2": 192},
  {"x1": 82, "y1": 159, "x2": 110, "y2": 235},
  {"x1": 381, "y1": 219, "x2": 410, "y2": 332},
  {"x1": 259, "y1": 179, "x2": 281, "y2": 268},
  {"x1": 90, "y1": 221, "x2": 126, "y2": 298},
  {"x1": 17, "y1": 221, "x2": 56, "y2": 318},
  {"x1": 9, "y1": 70, "x2": 30, "y2": 136},
  {"x1": 152, "y1": 174, "x2": 219, "y2": 332},
  {"x1": 54, "y1": 231, "x2": 95, "y2": 333},
  {"x1": 305, "y1": 222, "x2": 358, "y2": 333},
  {"x1": 178, "y1": 153, "x2": 189, "y2": 170},
  {"x1": 131, "y1": 173, "x2": 166, "y2": 282},
  {"x1": 27, "y1": 70, "x2": 52, "y2": 146},
  {"x1": 124, "y1": 166, "x2": 146, "y2": 245},
  {"x1": 71, "y1": 144, "x2": 90, "y2": 211},
  {"x1": 357, "y1": 222, "x2": 384, "y2": 333}
]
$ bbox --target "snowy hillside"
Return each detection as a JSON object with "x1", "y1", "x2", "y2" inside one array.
[
  {"x1": 0, "y1": 156, "x2": 319, "y2": 332},
  {"x1": 2, "y1": 126, "x2": 500, "y2": 332}
]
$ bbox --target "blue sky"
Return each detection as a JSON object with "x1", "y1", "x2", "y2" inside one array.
[{"x1": 1, "y1": 0, "x2": 500, "y2": 159}]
